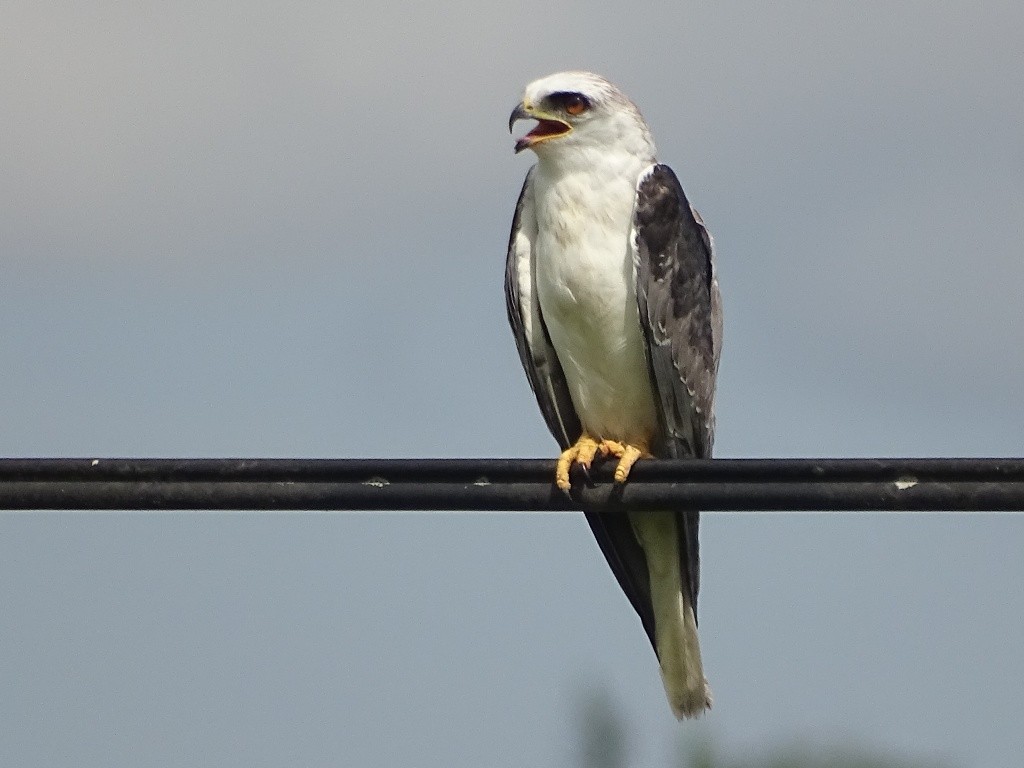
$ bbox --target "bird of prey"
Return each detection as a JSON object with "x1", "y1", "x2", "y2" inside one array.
[{"x1": 505, "y1": 71, "x2": 722, "y2": 718}]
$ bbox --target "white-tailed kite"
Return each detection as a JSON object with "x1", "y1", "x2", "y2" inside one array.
[{"x1": 506, "y1": 71, "x2": 722, "y2": 718}]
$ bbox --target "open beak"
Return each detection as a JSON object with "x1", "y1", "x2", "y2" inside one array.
[{"x1": 509, "y1": 102, "x2": 571, "y2": 154}]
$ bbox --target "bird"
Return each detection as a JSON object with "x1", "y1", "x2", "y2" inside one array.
[{"x1": 505, "y1": 71, "x2": 722, "y2": 719}]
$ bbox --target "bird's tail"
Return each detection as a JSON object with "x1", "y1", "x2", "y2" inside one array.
[{"x1": 630, "y1": 510, "x2": 712, "y2": 719}]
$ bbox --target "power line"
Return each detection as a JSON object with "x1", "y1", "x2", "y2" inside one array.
[{"x1": 1, "y1": 457, "x2": 1023, "y2": 511}]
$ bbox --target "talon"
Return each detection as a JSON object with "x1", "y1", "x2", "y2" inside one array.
[
  {"x1": 598, "y1": 440, "x2": 650, "y2": 484},
  {"x1": 555, "y1": 434, "x2": 601, "y2": 491}
]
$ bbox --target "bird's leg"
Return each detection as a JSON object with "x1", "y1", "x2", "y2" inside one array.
[
  {"x1": 555, "y1": 434, "x2": 602, "y2": 491},
  {"x1": 598, "y1": 440, "x2": 652, "y2": 484}
]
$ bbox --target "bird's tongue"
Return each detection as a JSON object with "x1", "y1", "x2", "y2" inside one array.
[
  {"x1": 527, "y1": 119, "x2": 567, "y2": 139},
  {"x1": 514, "y1": 118, "x2": 569, "y2": 153}
]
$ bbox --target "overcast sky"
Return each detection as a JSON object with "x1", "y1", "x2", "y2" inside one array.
[{"x1": 2, "y1": 2, "x2": 1023, "y2": 767}]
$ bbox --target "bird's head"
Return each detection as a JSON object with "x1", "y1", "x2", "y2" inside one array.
[{"x1": 509, "y1": 71, "x2": 655, "y2": 163}]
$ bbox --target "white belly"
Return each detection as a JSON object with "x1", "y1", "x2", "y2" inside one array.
[{"x1": 533, "y1": 173, "x2": 659, "y2": 446}]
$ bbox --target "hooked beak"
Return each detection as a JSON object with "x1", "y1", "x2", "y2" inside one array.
[
  {"x1": 508, "y1": 101, "x2": 571, "y2": 154},
  {"x1": 508, "y1": 103, "x2": 530, "y2": 134}
]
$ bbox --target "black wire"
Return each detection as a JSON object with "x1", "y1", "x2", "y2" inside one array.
[{"x1": 1, "y1": 458, "x2": 1023, "y2": 511}]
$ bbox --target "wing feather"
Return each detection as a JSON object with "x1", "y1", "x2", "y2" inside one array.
[
  {"x1": 505, "y1": 168, "x2": 581, "y2": 449},
  {"x1": 632, "y1": 163, "x2": 723, "y2": 617}
]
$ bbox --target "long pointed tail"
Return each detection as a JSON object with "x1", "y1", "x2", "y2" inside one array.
[{"x1": 630, "y1": 510, "x2": 712, "y2": 719}]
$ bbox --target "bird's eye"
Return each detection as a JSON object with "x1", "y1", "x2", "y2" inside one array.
[
  {"x1": 549, "y1": 92, "x2": 591, "y2": 117},
  {"x1": 564, "y1": 94, "x2": 589, "y2": 116}
]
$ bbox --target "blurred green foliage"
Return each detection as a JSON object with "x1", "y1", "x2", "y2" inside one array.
[{"x1": 575, "y1": 689, "x2": 951, "y2": 768}]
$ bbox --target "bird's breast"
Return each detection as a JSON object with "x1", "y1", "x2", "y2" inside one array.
[
  {"x1": 532, "y1": 170, "x2": 658, "y2": 444},
  {"x1": 532, "y1": 174, "x2": 635, "y2": 319}
]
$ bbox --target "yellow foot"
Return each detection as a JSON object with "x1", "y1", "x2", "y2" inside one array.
[
  {"x1": 555, "y1": 434, "x2": 602, "y2": 491},
  {"x1": 598, "y1": 440, "x2": 652, "y2": 484}
]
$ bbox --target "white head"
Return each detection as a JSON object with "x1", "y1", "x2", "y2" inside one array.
[{"x1": 509, "y1": 71, "x2": 656, "y2": 166}]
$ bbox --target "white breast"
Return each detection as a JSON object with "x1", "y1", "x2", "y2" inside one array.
[{"x1": 532, "y1": 162, "x2": 659, "y2": 447}]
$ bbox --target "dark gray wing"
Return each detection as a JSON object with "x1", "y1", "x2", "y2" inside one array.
[
  {"x1": 506, "y1": 169, "x2": 657, "y2": 643},
  {"x1": 634, "y1": 164, "x2": 721, "y2": 458},
  {"x1": 505, "y1": 167, "x2": 582, "y2": 448},
  {"x1": 632, "y1": 163, "x2": 723, "y2": 619}
]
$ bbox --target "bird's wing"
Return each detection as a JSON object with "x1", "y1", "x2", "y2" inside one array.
[
  {"x1": 633, "y1": 164, "x2": 721, "y2": 457},
  {"x1": 631, "y1": 163, "x2": 723, "y2": 616},
  {"x1": 505, "y1": 167, "x2": 582, "y2": 449}
]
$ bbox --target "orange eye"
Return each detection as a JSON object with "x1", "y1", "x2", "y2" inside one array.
[{"x1": 565, "y1": 95, "x2": 588, "y2": 116}]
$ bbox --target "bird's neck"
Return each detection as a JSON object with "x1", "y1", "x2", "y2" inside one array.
[{"x1": 534, "y1": 142, "x2": 654, "y2": 180}]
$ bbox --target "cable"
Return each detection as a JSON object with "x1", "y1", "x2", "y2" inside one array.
[{"x1": 1, "y1": 457, "x2": 1023, "y2": 511}]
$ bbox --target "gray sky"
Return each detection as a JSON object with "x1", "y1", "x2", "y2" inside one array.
[{"x1": 2, "y1": 1, "x2": 1023, "y2": 766}]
